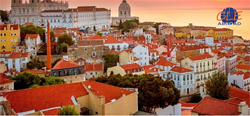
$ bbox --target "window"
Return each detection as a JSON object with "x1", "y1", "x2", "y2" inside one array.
[
  {"x1": 95, "y1": 72, "x2": 98, "y2": 75},
  {"x1": 92, "y1": 52, "x2": 96, "y2": 57},
  {"x1": 75, "y1": 76, "x2": 77, "y2": 81},
  {"x1": 64, "y1": 78, "x2": 67, "y2": 83},
  {"x1": 90, "y1": 72, "x2": 93, "y2": 75},
  {"x1": 93, "y1": 45, "x2": 95, "y2": 50},
  {"x1": 11, "y1": 39, "x2": 13, "y2": 42},
  {"x1": 14, "y1": 39, "x2": 16, "y2": 42},
  {"x1": 11, "y1": 33, "x2": 13, "y2": 36},
  {"x1": 4, "y1": 33, "x2": 6, "y2": 36},
  {"x1": 70, "y1": 77, "x2": 72, "y2": 83}
]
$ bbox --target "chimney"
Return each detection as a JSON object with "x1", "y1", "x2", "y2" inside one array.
[
  {"x1": 238, "y1": 101, "x2": 248, "y2": 115},
  {"x1": 46, "y1": 23, "x2": 52, "y2": 70}
]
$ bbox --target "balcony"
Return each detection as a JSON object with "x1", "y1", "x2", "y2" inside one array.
[
  {"x1": 196, "y1": 86, "x2": 200, "y2": 88},
  {"x1": 195, "y1": 68, "x2": 217, "y2": 74}
]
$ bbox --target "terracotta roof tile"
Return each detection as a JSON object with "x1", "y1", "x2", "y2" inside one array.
[
  {"x1": 143, "y1": 65, "x2": 163, "y2": 74},
  {"x1": 78, "y1": 39, "x2": 103, "y2": 46},
  {"x1": 25, "y1": 34, "x2": 39, "y2": 39},
  {"x1": 85, "y1": 34, "x2": 103, "y2": 40},
  {"x1": 0, "y1": 73, "x2": 15, "y2": 85},
  {"x1": 192, "y1": 97, "x2": 240, "y2": 115},
  {"x1": 0, "y1": 24, "x2": 19, "y2": 30},
  {"x1": 83, "y1": 81, "x2": 135, "y2": 103},
  {"x1": 228, "y1": 86, "x2": 250, "y2": 107},
  {"x1": 103, "y1": 35, "x2": 123, "y2": 44},
  {"x1": 8, "y1": 52, "x2": 22, "y2": 58},
  {"x1": 189, "y1": 53, "x2": 213, "y2": 61},
  {"x1": 244, "y1": 56, "x2": 250, "y2": 61},
  {"x1": 170, "y1": 66, "x2": 193, "y2": 73},
  {"x1": 119, "y1": 63, "x2": 143, "y2": 73},
  {"x1": 84, "y1": 64, "x2": 103, "y2": 71},
  {"x1": 52, "y1": 58, "x2": 81, "y2": 70},
  {"x1": 156, "y1": 59, "x2": 176, "y2": 66},
  {"x1": 236, "y1": 64, "x2": 250, "y2": 70},
  {"x1": 2, "y1": 82, "x2": 88, "y2": 113}
]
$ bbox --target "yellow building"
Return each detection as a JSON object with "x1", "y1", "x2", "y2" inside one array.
[
  {"x1": 191, "y1": 28, "x2": 233, "y2": 40},
  {"x1": 0, "y1": 24, "x2": 20, "y2": 52},
  {"x1": 107, "y1": 63, "x2": 145, "y2": 76},
  {"x1": 119, "y1": 49, "x2": 134, "y2": 65}
]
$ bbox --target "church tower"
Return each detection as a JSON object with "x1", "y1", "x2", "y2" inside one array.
[{"x1": 118, "y1": 0, "x2": 131, "y2": 17}]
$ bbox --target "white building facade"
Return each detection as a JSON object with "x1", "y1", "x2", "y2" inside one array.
[
  {"x1": 228, "y1": 71, "x2": 250, "y2": 92},
  {"x1": 132, "y1": 45, "x2": 149, "y2": 66},
  {"x1": 10, "y1": 0, "x2": 111, "y2": 30}
]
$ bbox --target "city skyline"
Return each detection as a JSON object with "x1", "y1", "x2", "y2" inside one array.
[{"x1": 0, "y1": 0, "x2": 249, "y2": 12}]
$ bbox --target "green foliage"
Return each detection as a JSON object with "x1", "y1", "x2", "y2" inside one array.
[
  {"x1": 143, "y1": 28, "x2": 146, "y2": 32},
  {"x1": 30, "y1": 84, "x2": 40, "y2": 88},
  {"x1": 118, "y1": 20, "x2": 124, "y2": 30},
  {"x1": 205, "y1": 72, "x2": 230, "y2": 100},
  {"x1": 103, "y1": 53, "x2": 119, "y2": 72},
  {"x1": 0, "y1": 10, "x2": 8, "y2": 22},
  {"x1": 96, "y1": 74, "x2": 180, "y2": 113},
  {"x1": 20, "y1": 25, "x2": 45, "y2": 40},
  {"x1": 50, "y1": 31, "x2": 55, "y2": 42},
  {"x1": 11, "y1": 72, "x2": 65, "y2": 90},
  {"x1": 93, "y1": 26, "x2": 97, "y2": 31},
  {"x1": 96, "y1": 31, "x2": 103, "y2": 37},
  {"x1": 42, "y1": 76, "x2": 65, "y2": 86},
  {"x1": 52, "y1": 58, "x2": 62, "y2": 68},
  {"x1": 58, "y1": 106, "x2": 79, "y2": 115},
  {"x1": 190, "y1": 93, "x2": 202, "y2": 103},
  {"x1": 27, "y1": 61, "x2": 45, "y2": 70},
  {"x1": 57, "y1": 34, "x2": 75, "y2": 46}
]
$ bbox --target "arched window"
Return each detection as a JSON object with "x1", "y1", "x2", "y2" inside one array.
[
  {"x1": 120, "y1": 11, "x2": 122, "y2": 15},
  {"x1": 124, "y1": 11, "x2": 127, "y2": 15}
]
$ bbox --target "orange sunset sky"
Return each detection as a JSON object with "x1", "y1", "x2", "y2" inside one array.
[{"x1": 0, "y1": 0, "x2": 249, "y2": 13}]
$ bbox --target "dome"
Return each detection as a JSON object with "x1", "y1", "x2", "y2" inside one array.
[
  {"x1": 119, "y1": 0, "x2": 131, "y2": 11},
  {"x1": 118, "y1": 0, "x2": 131, "y2": 17}
]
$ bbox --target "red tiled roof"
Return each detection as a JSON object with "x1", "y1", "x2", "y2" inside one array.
[
  {"x1": 2, "y1": 82, "x2": 88, "y2": 113},
  {"x1": 170, "y1": 66, "x2": 193, "y2": 73},
  {"x1": 200, "y1": 83, "x2": 205, "y2": 87},
  {"x1": 8, "y1": 52, "x2": 22, "y2": 58},
  {"x1": 0, "y1": 51, "x2": 12, "y2": 54},
  {"x1": 119, "y1": 63, "x2": 143, "y2": 73},
  {"x1": 143, "y1": 65, "x2": 163, "y2": 74},
  {"x1": 221, "y1": 43, "x2": 231, "y2": 47},
  {"x1": 0, "y1": 73, "x2": 15, "y2": 85},
  {"x1": 25, "y1": 34, "x2": 39, "y2": 39},
  {"x1": 103, "y1": 35, "x2": 123, "y2": 44},
  {"x1": 229, "y1": 86, "x2": 250, "y2": 99},
  {"x1": 244, "y1": 56, "x2": 250, "y2": 61},
  {"x1": 186, "y1": 40, "x2": 197, "y2": 44},
  {"x1": 84, "y1": 64, "x2": 103, "y2": 71},
  {"x1": 21, "y1": 52, "x2": 29, "y2": 57},
  {"x1": 85, "y1": 34, "x2": 103, "y2": 40},
  {"x1": 0, "y1": 24, "x2": 19, "y2": 30},
  {"x1": 192, "y1": 97, "x2": 241, "y2": 115},
  {"x1": 194, "y1": 36, "x2": 205, "y2": 39},
  {"x1": 236, "y1": 64, "x2": 250, "y2": 70},
  {"x1": 83, "y1": 81, "x2": 135, "y2": 103},
  {"x1": 211, "y1": 49, "x2": 221, "y2": 54},
  {"x1": 52, "y1": 58, "x2": 81, "y2": 70},
  {"x1": 107, "y1": 50, "x2": 121, "y2": 55},
  {"x1": 156, "y1": 59, "x2": 176, "y2": 66},
  {"x1": 189, "y1": 53, "x2": 213, "y2": 61}
]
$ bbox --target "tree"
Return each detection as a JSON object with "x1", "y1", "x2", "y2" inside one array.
[
  {"x1": 190, "y1": 93, "x2": 202, "y2": 103},
  {"x1": 52, "y1": 58, "x2": 62, "y2": 68},
  {"x1": 96, "y1": 31, "x2": 102, "y2": 37},
  {"x1": 27, "y1": 61, "x2": 45, "y2": 70},
  {"x1": 20, "y1": 25, "x2": 46, "y2": 41},
  {"x1": 0, "y1": 10, "x2": 8, "y2": 22},
  {"x1": 58, "y1": 106, "x2": 79, "y2": 115},
  {"x1": 143, "y1": 28, "x2": 146, "y2": 32},
  {"x1": 41, "y1": 76, "x2": 65, "y2": 86},
  {"x1": 57, "y1": 34, "x2": 75, "y2": 46},
  {"x1": 11, "y1": 72, "x2": 41, "y2": 90},
  {"x1": 93, "y1": 26, "x2": 97, "y2": 31},
  {"x1": 50, "y1": 31, "x2": 56, "y2": 42},
  {"x1": 11, "y1": 73, "x2": 65, "y2": 90},
  {"x1": 118, "y1": 20, "x2": 124, "y2": 30},
  {"x1": 205, "y1": 72, "x2": 230, "y2": 100},
  {"x1": 103, "y1": 54, "x2": 119, "y2": 72},
  {"x1": 96, "y1": 74, "x2": 180, "y2": 113}
]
